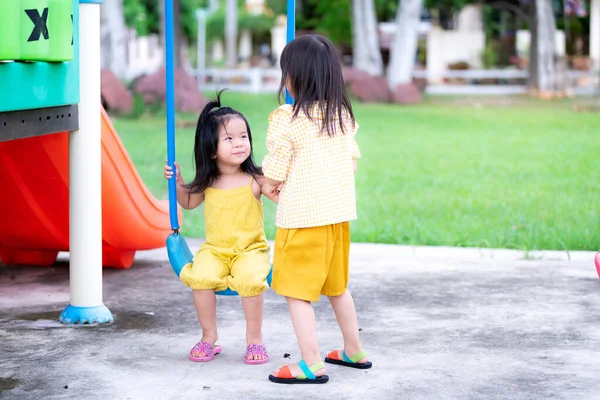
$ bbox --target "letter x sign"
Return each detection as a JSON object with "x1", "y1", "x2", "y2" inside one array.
[
  {"x1": 24, "y1": 8, "x2": 74, "y2": 45},
  {"x1": 25, "y1": 8, "x2": 50, "y2": 42}
]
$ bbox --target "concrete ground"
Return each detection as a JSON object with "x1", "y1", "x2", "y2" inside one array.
[{"x1": 1, "y1": 240, "x2": 599, "y2": 400}]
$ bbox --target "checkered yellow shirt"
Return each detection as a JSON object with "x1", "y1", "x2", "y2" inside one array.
[{"x1": 262, "y1": 104, "x2": 361, "y2": 229}]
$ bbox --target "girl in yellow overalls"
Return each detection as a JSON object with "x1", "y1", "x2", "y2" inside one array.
[{"x1": 163, "y1": 91, "x2": 277, "y2": 365}]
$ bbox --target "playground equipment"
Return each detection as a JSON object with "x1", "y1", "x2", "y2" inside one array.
[
  {"x1": 164, "y1": 0, "x2": 296, "y2": 294},
  {"x1": 595, "y1": 252, "x2": 600, "y2": 279},
  {"x1": 0, "y1": 0, "x2": 174, "y2": 324}
]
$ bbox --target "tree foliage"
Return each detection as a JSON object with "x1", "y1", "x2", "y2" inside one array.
[
  {"x1": 124, "y1": 0, "x2": 213, "y2": 41},
  {"x1": 294, "y1": 0, "x2": 352, "y2": 47},
  {"x1": 122, "y1": 0, "x2": 484, "y2": 48},
  {"x1": 123, "y1": 0, "x2": 160, "y2": 35},
  {"x1": 207, "y1": 5, "x2": 276, "y2": 41},
  {"x1": 265, "y1": 0, "x2": 286, "y2": 16},
  {"x1": 124, "y1": 0, "x2": 277, "y2": 43},
  {"x1": 425, "y1": 0, "x2": 472, "y2": 29},
  {"x1": 374, "y1": 0, "x2": 398, "y2": 22}
]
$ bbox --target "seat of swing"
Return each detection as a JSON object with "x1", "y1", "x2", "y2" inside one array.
[{"x1": 166, "y1": 232, "x2": 273, "y2": 296}]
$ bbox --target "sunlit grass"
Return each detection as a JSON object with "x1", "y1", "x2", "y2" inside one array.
[{"x1": 112, "y1": 93, "x2": 600, "y2": 251}]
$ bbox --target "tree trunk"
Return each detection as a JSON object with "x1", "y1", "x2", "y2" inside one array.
[
  {"x1": 174, "y1": 0, "x2": 182, "y2": 69},
  {"x1": 160, "y1": 0, "x2": 165, "y2": 65},
  {"x1": 528, "y1": 1, "x2": 538, "y2": 90},
  {"x1": 352, "y1": 0, "x2": 383, "y2": 76},
  {"x1": 591, "y1": 0, "x2": 600, "y2": 71},
  {"x1": 226, "y1": 0, "x2": 238, "y2": 68},
  {"x1": 387, "y1": 0, "x2": 423, "y2": 90},
  {"x1": 352, "y1": 0, "x2": 366, "y2": 69},
  {"x1": 100, "y1": 0, "x2": 127, "y2": 79},
  {"x1": 530, "y1": 0, "x2": 556, "y2": 94}
]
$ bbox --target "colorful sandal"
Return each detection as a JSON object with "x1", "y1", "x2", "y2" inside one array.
[
  {"x1": 244, "y1": 344, "x2": 269, "y2": 365},
  {"x1": 325, "y1": 349, "x2": 372, "y2": 369},
  {"x1": 189, "y1": 341, "x2": 222, "y2": 362},
  {"x1": 268, "y1": 360, "x2": 329, "y2": 384}
]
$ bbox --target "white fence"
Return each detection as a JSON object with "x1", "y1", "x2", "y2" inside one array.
[
  {"x1": 190, "y1": 68, "x2": 282, "y2": 94},
  {"x1": 125, "y1": 31, "x2": 163, "y2": 82},
  {"x1": 413, "y1": 69, "x2": 529, "y2": 95},
  {"x1": 188, "y1": 67, "x2": 600, "y2": 96},
  {"x1": 413, "y1": 69, "x2": 599, "y2": 96}
]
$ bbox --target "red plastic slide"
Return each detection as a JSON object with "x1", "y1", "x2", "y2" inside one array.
[{"x1": 0, "y1": 108, "x2": 178, "y2": 268}]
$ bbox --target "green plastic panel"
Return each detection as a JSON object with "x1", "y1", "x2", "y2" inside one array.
[
  {"x1": 0, "y1": 3, "x2": 21, "y2": 60},
  {"x1": 0, "y1": 0, "x2": 79, "y2": 113},
  {"x1": 0, "y1": 0, "x2": 73, "y2": 62},
  {"x1": 49, "y1": 0, "x2": 75, "y2": 61}
]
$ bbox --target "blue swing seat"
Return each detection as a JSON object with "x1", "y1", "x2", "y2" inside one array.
[{"x1": 166, "y1": 233, "x2": 273, "y2": 296}]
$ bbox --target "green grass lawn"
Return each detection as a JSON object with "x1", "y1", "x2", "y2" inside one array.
[{"x1": 112, "y1": 93, "x2": 600, "y2": 251}]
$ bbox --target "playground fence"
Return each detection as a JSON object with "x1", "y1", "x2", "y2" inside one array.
[{"x1": 186, "y1": 67, "x2": 600, "y2": 96}]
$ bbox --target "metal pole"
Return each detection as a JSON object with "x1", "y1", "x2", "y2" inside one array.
[
  {"x1": 286, "y1": 0, "x2": 295, "y2": 104},
  {"x1": 286, "y1": 0, "x2": 295, "y2": 43}
]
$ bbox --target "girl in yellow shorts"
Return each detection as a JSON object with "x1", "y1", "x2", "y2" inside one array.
[
  {"x1": 163, "y1": 91, "x2": 277, "y2": 365},
  {"x1": 262, "y1": 34, "x2": 372, "y2": 384}
]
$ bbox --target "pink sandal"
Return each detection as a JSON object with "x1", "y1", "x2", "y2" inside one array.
[
  {"x1": 244, "y1": 344, "x2": 269, "y2": 365},
  {"x1": 189, "y1": 341, "x2": 222, "y2": 362}
]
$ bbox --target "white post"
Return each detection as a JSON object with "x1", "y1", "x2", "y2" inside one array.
[
  {"x1": 251, "y1": 68, "x2": 261, "y2": 93},
  {"x1": 225, "y1": 0, "x2": 238, "y2": 68},
  {"x1": 60, "y1": 0, "x2": 112, "y2": 325},
  {"x1": 534, "y1": 0, "x2": 557, "y2": 93},
  {"x1": 196, "y1": 9, "x2": 206, "y2": 91},
  {"x1": 591, "y1": 0, "x2": 600, "y2": 71},
  {"x1": 239, "y1": 29, "x2": 253, "y2": 63},
  {"x1": 196, "y1": 3, "x2": 219, "y2": 92}
]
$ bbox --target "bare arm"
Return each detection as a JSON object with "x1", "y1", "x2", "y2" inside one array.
[
  {"x1": 350, "y1": 121, "x2": 360, "y2": 175},
  {"x1": 262, "y1": 107, "x2": 293, "y2": 191},
  {"x1": 266, "y1": 177, "x2": 282, "y2": 187},
  {"x1": 256, "y1": 175, "x2": 279, "y2": 204},
  {"x1": 176, "y1": 182, "x2": 205, "y2": 210},
  {"x1": 164, "y1": 161, "x2": 205, "y2": 210}
]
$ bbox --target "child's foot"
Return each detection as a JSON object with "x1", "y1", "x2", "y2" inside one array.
[
  {"x1": 190, "y1": 334, "x2": 220, "y2": 362},
  {"x1": 245, "y1": 333, "x2": 268, "y2": 363},
  {"x1": 244, "y1": 344, "x2": 269, "y2": 365},
  {"x1": 269, "y1": 360, "x2": 329, "y2": 384},
  {"x1": 324, "y1": 349, "x2": 372, "y2": 369}
]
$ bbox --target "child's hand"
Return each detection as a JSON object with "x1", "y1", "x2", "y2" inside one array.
[
  {"x1": 262, "y1": 181, "x2": 281, "y2": 204},
  {"x1": 164, "y1": 160, "x2": 183, "y2": 184}
]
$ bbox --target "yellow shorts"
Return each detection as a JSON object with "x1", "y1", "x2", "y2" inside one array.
[
  {"x1": 180, "y1": 247, "x2": 270, "y2": 297},
  {"x1": 272, "y1": 222, "x2": 350, "y2": 302}
]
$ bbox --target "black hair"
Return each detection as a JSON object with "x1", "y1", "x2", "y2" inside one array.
[
  {"x1": 184, "y1": 90, "x2": 262, "y2": 194},
  {"x1": 278, "y1": 34, "x2": 355, "y2": 136}
]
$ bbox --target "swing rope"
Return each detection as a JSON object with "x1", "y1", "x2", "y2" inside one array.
[
  {"x1": 285, "y1": 0, "x2": 295, "y2": 104},
  {"x1": 165, "y1": 0, "x2": 179, "y2": 233}
]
